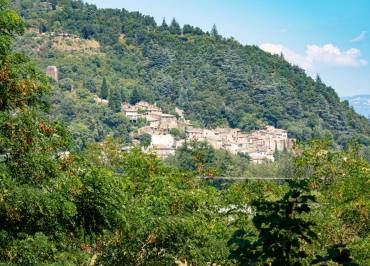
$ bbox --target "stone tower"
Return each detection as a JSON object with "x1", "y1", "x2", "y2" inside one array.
[{"x1": 46, "y1": 66, "x2": 58, "y2": 81}]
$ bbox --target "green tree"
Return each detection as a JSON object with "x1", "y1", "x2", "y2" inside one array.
[
  {"x1": 229, "y1": 181, "x2": 317, "y2": 265},
  {"x1": 108, "y1": 87, "x2": 121, "y2": 113},
  {"x1": 98, "y1": 148, "x2": 231, "y2": 265},
  {"x1": 211, "y1": 24, "x2": 219, "y2": 37},
  {"x1": 84, "y1": 79, "x2": 97, "y2": 93},
  {"x1": 159, "y1": 18, "x2": 169, "y2": 31},
  {"x1": 313, "y1": 244, "x2": 359, "y2": 266},
  {"x1": 0, "y1": 1, "x2": 85, "y2": 264},
  {"x1": 129, "y1": 88, "x2": 141, "y2": 105},
  {"x1": 136, "y1": 133, "x2": 152, "y2": 148},
  {"x1": 182, "y1": 24, "x2": 194, "y2": 35},
  {"x1": 81, "y1": 24, "x2": 95, "y2": 39},
  {"x1": 100, "y1": 77, "x2": 109, "y2": 100},
  {"x1": 169, "y1": 18, "x2": 181, "y2": 35}
]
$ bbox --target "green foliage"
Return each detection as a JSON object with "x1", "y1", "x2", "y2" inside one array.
[
  {"x1": 136, "y1": 133, "x2": 152, "y2": 148},
  {"x1": 169, "y1": 18, "x2": 181, "y2": 35},
  {"x1": 166, "y1": 141, "x2": 250, "y2": 177},
  {"x1": 98, "y1": 148, "x2": 232, "y2": 265},
  {"x1": 292, "y1": 140, "x2": 370, "y2": 265},
  {"x1": 0, "y1": 3, "x2": 87, "y2": 263},
  {"x1": 313, "y1": 244, "x2": 359, "y2": 266},
  {"x1": 169, "y1": 127, "x2": 185, "y2": 140},
  {"x1": 229, "y1": 182, "x2": 317, "y2": 265},
  {"x1": 211, "y1": 24, "x2": 219, "y2": 38},
  {"x1": 0, "y1": 0, "x2": 25, "y2": 57},
  {"x1": 129, "y1": 88, "x2": 141, "y2": 105},
  {"x1": 59, "y1": 77, "x2": 74, "y2": 91},
  {"x1": 84, "y1": 79, "x2": 96, "y2": 93},
  {"x1": 108, "y1": 87, "x2": 121, "y2": 113},
  {"x1": 0, "y1": 2, "x2": 369, "y2": 265},
  {"x1": 99, "y1": 77, "x2": 108, "y2": 100}
]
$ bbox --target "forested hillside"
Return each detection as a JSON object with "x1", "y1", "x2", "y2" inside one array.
[
  {"x1": 1, "y1": 1, "x2": 369, "y2": 265},
  {"x1": 11, "y1": 0, "x2": 370, "y2": 147}
]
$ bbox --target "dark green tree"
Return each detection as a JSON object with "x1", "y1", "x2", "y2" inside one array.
[
  {"x1": 169, "y1": 18, "x2": 181, "y2": 35},
  {"x1": 229, "y1": 181, "x2": 317, "y2": 266},
  {"x1": 313, "y1": 244, "x2": 359, "y2": 266},
  {"x1": 81, "y1": 24, "x2": 95, "y2": 39},
  {"x1": 100, "y1": 77, "x2": 109, "y2": 99},
  {"x1": 182, "y1": 24, "x2": 194, "y2": 35},
  {"x1": 84, "y1": 79, "x2": 97, "y2": 93},
  {"x1": 0, "y1": 1, "x2": 84, "y2": 264},
  {"x1": 211, "y1": 24, "x2": 219, "y2": 37},
  {"x1": 129, "y1": 88, "x2": 141, "y2": 105},
  {"x1": 160, "y1": 18, "x2": 169, "y2": 31},
  {"x1": 39, "y1": 23, "x2": 48, "y2": 33},
  {"x1": 136, "y1": 133, "x2": 152, "y2": 148},
  {"x1": 108, "y1": 87, "x2": 122, "y2": 113}
]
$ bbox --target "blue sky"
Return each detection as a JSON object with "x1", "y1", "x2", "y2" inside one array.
[{"x1": 87, "y1": 0, "x2": 370, "y2": 96}]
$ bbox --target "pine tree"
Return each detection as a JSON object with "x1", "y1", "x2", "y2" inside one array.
[
  {"x1": 169, "y1": 18, "x2": 181, "y2": 35},
  {"x1": 160, "y1": 18, "x2": 169, "y2": 31},
  {"x1": 211, "y1": 24, "x2": 219, "y2": 37},
  {"x1": 100, "y1": 77, "x2": 109, "y2": 100}
]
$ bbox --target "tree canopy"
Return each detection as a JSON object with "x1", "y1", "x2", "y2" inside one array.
[{"x1": 0, "y1": 1, "x2": 369, "y2": 265}]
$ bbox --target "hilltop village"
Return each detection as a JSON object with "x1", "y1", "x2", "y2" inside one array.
[
  {"x1": 120, "y1": 101, "x2": 294, "y2": 163},
  {"x1": 45, "y1": 64, "x2": 294, "y2": 164}
]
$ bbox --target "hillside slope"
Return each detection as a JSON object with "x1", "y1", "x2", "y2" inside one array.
[{"x1": 12, "y1": 0, "x2": 370, "y2": 146}]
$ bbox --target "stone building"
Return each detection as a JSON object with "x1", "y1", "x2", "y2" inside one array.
[
  {"x1": 185, "y1": 125, "x2": 294, "y2": 163},
  {"x1": 122, "y1": 101, "x2": 294, "y2": 163},
  {"x1": 149, "y1": 134, "x2": 176, "y2": 158},
  {"x1": 122, "y1": 101, "x2": 188, "y2": 132},
  {"x1": 46, "y1": 66, "x2": 58, "y2": 81}
]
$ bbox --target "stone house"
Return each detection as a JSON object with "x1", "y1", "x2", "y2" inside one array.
[
  {"x1": 249, "y1": 152, "x2": 274, "y2": 164},
  {"x1": 122, "y1": 101, "x2": 294, "y2": 163},
  {"x1": 122, "y1": 107, "x2": 140, "y2": 121},
  {"x1": 185, "y1": 125, "x2": 293, "y2": 163},
  {"x1": 149, "y1": 134, "x2": 176, "y2": 158},
  {"x1": 122, "y1": 101, "x2": 187, "y2": 132},
  {"x1": 158, "y1": 113, "x2": 178, "y2": 130}
]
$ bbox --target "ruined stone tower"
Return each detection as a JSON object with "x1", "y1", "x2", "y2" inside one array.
[{"x1": 46, "y1": 66, "x2": 58, "y2": 81}]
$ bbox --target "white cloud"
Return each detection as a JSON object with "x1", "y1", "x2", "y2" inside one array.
[
  {"x1": 350, "y1": 31, "x2": 367, "y2": 43},
  {"x1": 259, "y1": 43, "x2": 309, "y2": 69},
  {"x1": 260, "y1": 43, "x2": 368, "y2": 72}
]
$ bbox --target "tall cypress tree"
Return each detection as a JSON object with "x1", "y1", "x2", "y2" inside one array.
[
  {"x1": 129, "y1": 88, "x2": 141, "y2": 105},
  {"x1": 100, "y1": 77, "x2": 109, "y2": 100},
  {"x1": 108, "y1": 88, "x2": 122, "y2": 113}
]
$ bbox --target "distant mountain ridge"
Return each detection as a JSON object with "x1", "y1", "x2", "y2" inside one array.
[
  {"x1": 11, "y1": 0, "x2": 370, "y2": 146},
  {"x1": 341, "y1": 95, "x2": 370, "y2": 118}
]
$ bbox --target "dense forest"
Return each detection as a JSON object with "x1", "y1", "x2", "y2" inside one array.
[
  {"x1": 9, "y1": 0, "x2": 370, "y2": 149},
  {"x1": 0, "y1": 1, "x2": 369, "y2": 265}
]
